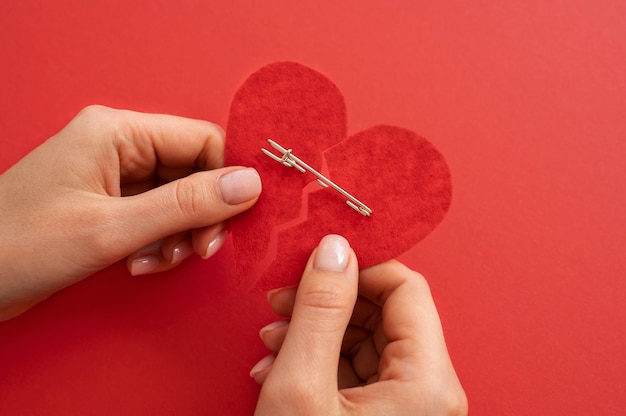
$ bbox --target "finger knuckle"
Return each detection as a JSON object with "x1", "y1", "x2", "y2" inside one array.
[
  {"x1": 300, "y1": 286, "x2": 349, "y2": 314},
  {"x1": 173, "y1": 178, "x2": 210, "y2": 219},
  {"x1": 405, "y1": 269, "x2": 432, "y2": 294},
  {"x1": 197, "y1": 122, "x2": 225, "y2": 168},
  {"x1": 441, "y1": 387, "x2": 469, "y2": 416},
  {"x1": 71, "y1": 105, "x2": 118, "y2": 142},
  {"x1": 208, "y1": 122, "x2": 226, "y2": 143},
  {"x1": 76, "y1": 104, "x2": 113, "y2": 121},
  {"x1": 423, "y1": 379, "x2": 467, "y2": 416}
]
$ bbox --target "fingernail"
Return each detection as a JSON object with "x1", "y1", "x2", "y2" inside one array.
[
  {"x1": 313, "y1": 234, "x2": 350, "y2": 272},
  {"x1": 249, "y1": 355, "x2": 275, "y2": 378},
  {"x1": 266, "y1": 287, "x2": 282, "y2": 302},
  {"x1": 219, "y1": 168, "x2": 262, "y2": 205},
  {"x1": 202, "y1": 229, "x2": 227, "y2": 260},
  {"x1": 171, "y1": 240, "x2": 193, "y2": 264},
  {"x1": 130, "y1": 255, "x2": 160, "y2": 276},
  {"x1": 259, "y1": 320, "x2": 289, "y2": 339},
  {"x1": 266, "y1": 285, "x2": 296, "y2": 303}
]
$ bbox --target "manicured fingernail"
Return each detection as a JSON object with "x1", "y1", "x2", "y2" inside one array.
[
  {"x1": 249, "y1": 355, "x2": 275, "y2": 378},
  {"x1": 266, "y1": 287, "x2": 282, "y2": 302},
  {"x1": 313, "y1": 234, "x2": 350, "y2": 272},
  {"x1": 171, "y1": 240, "x2": 193, "y2": 264},
  {"x1": 202, "y1": 229, "x2": 227, "y2": 260},
  {"x1": 259, "y1": 320, "x2": 289, "y2": 339},
  {"x1": 266, "y1": 285, "x2": 296, "y2": 303},
  {"x1": 219, "y1": 168, "x2": 262, "y2": 205},
  {"x1": 131, "y1": 255, "x2": 160, "y2": 276}
]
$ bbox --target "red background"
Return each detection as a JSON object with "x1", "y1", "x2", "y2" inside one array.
[{"x1": 1, "y1": 1, "x2": 625, "y2": 414}]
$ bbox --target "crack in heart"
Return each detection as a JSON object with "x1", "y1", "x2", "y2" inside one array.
[
  {"x1": 242, "y1": 157, "x2": 336, "y2": 291},
  {"x1": 224, "y1": 62, "x2": 452, "y2": 291}
]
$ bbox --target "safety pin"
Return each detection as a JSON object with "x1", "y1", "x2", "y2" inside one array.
[{"x1": 261, "y1": 139, "x2": 373, "y2": 216}]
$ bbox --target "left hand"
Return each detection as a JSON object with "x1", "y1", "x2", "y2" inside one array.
[{"x1": 0, "y1": 105, "x2": 262, "y2": 320}]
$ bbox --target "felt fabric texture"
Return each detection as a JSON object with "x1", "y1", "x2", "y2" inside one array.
[{"x1": 225, "y1": 62, "x2": 452, "y2": 290}]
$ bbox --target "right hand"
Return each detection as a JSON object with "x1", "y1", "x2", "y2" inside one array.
[{"x1": 251, "y1": 235, "x2": 467, "y2": 415}]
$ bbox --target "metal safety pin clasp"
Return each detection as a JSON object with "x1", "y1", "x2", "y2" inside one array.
[{"x1": 261, "y1": 139, "x2": 373, "y2": 216}]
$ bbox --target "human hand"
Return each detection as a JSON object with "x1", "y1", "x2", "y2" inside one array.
[
  {"x1": 251, "y1": 235, "x2": 467, "y2": 415},
  {"x1": 0, "y1": 106, "x2": 261, "y2": 320}
]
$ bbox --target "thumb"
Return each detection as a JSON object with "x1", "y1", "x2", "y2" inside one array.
[
  {"x1": 257, "y1": 235, "x2": 358, "y2": 412},
  {"x1": 108, "y1": 166, "x2": 261, "y2": 253}
]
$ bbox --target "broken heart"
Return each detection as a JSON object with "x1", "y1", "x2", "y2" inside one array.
[{"x1": 225, "y1": 62, "x2": 452, "y2": 291}]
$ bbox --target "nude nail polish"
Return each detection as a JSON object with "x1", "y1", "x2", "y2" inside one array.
[
  {"x1": 218, "y1": 168, "x2": 262, "y2": 205},
  {"x1": 202, "y1": 229, "x2": 227, "y2": 260},
  {"x1": 249, "y1": 355, "x2": 275, "y2": 377},
  {"x1": 130, "y1": 255, "x2": 160, "y2": 276},
  {"x1": 313, "y1": 234, "x2": 350, "y2": 272}
]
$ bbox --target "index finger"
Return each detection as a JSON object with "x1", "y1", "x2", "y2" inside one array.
[
  {"x1": 74, "y1": 106, "x2": 225, "y2": 182},
  {"x1": 359, "y1": 260, "x2": 448, "y2": 355}
]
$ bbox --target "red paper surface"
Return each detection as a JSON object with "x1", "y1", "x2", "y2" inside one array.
[
  {"x1": 226, "y1": 62, "x2": 451, "y2": 290},
  {"x1": 1, "y1": 1, "x2": 626, "y2": 415}
]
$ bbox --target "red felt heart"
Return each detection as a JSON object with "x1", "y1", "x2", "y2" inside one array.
[{"x1": 225, "y1": 62, "x2": 452, "y2": 290}]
